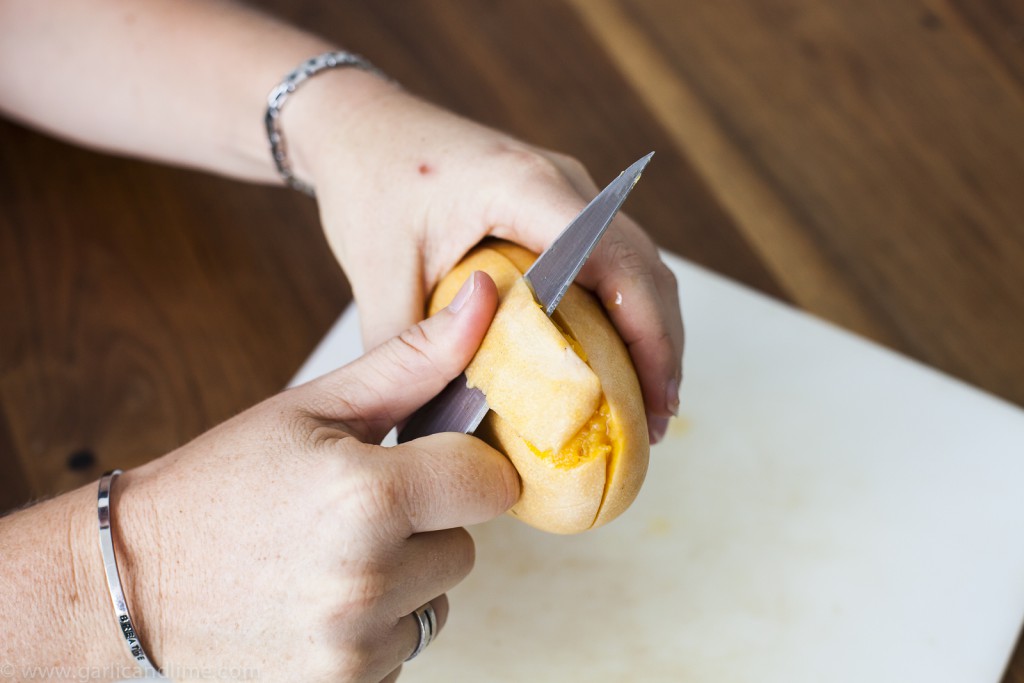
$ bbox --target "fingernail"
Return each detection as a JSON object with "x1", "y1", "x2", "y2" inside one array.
[
  {"x1": 649, "y1": 415, "x2": 670, "y2": 445},
  {"x1": 448, "y1": 272, "x2": 478, "y2": 313},
  {"x1": 666, "y1": 376, "x2": 681, "y2": 416}
]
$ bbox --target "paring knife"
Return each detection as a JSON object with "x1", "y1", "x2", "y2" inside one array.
[{"x1": 397, "y1": 152, "x2": 653, "y2": 443}]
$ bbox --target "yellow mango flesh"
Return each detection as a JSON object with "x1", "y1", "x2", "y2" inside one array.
[
  {"x1": 464, "y1": 278, "x2": 602, "y2": 453},
  {"x1": 528, "y1": 399, "x2": 613, "y2": 469},
  {"x1": 429, "y1": 240, "x2": 649, "y2": 533}
]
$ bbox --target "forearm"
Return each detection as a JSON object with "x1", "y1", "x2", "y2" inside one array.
[
  {"x1": 0, "y1": 0, "x2": 390, "y2": 185},
  {"x1": 0, "y1": 482, "x2": 144, "y2": 681}
]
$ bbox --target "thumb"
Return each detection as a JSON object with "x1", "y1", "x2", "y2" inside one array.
[{"x1": 307, "y1": 271, "x2": 497, "y2": 443}]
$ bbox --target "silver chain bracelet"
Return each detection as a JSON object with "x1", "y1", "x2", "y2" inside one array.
[{"x1": 265, "y1": 51, "x2": 388, "y2": 197}]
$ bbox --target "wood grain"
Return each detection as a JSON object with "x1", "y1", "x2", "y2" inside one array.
[
  {"x1": 572, "y1": 0, "x2": 1024, "y2": 408},
  {"x1": 0, "y1": 122, "x2": 348, "y2": 499},
  {"x1": 1, "y1": 0, "x2": 1022, "y2": 677},
  {"x1": 945, "y1": 0, "x2": 1024, "y2": 89},
  {"x1": 566, "y1": 0, "x2": 900, "y2": 347}
]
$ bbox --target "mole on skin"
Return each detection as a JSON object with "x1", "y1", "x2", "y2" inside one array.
[{"x1": 418, "y1": 163, "x2": 433, "y2": 175}]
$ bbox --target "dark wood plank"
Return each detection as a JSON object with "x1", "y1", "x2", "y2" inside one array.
[
  {"x1": 0, "y1": 407, "x2": 31, "y2": 511},
  {"x1": 0, "y1": 120, "x2": 348, "y2": 499},
  {"x1": 601, "y1": 0, "x2": 1024, "y2": 407},
  {"x1": 566, "y1": 0, "x2": 904, "y2": 347},
  {"x1": 945, "y1": 0, "x2": 1024, "y2": 89},
  {"x1": 1008, "y1": 642, "x2": 1024, "y2": 683}
]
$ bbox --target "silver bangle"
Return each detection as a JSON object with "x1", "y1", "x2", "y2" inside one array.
[
  {"x1": 97, "y1": 470, "x2": 161, "y2": 677},
  {"x1": 265, "y1": 50, "x2": 387, "y2": 197}
]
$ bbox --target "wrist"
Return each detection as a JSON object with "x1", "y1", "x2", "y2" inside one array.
[
  {"x1": 279, "y1": 60, "x2": 402, "y2": 191},
  {"x1": 64, "y1": 485, "x2": 133, "y2": 671},
  {"x1": 71, "y1": 470, "x2": 164, "y2": 674},
  {"x1": 0, "y1": 482, "x2": 146, "y2": 676}
]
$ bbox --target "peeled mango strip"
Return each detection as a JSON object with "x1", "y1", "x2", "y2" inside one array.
[{"x1": 465, "y1": 278, "x2": 602, "y2": 454}]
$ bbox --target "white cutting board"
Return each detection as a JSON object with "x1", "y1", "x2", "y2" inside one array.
[{"x1": 289, "y1": 253, "x2": 1024, "y2": 683}]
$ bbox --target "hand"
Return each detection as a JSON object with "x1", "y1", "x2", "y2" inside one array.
[
  {"x1": 292, "y1": 79, "x2": 684, "y2": 443},
  {"x1": 109, "y1": 272, "x2": 518, "y2": 682}
]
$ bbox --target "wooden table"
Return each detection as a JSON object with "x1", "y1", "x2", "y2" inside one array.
[{"x1": 2, "y1": 0, "x2": 1022, "y2": 678}]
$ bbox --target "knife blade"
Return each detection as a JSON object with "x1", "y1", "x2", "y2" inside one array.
[{"x1": 397, "y1": 152, "x2": 653, "y2": 443}]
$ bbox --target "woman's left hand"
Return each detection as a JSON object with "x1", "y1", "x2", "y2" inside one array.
[{"x1": 292, "y1": 77, "x2": 684, "y2": 443}]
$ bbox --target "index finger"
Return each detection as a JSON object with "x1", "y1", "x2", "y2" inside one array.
[
  {"x1": 370, "y1": 432, "x2": 521, "y2": 536},
  {"x1": 575, "y1": 216, "x2": 685, "y2": 432}
]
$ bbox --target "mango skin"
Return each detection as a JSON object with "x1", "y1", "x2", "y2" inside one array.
[{"x1": 429, "y1": 240, "x2": 650, "y2": 534}]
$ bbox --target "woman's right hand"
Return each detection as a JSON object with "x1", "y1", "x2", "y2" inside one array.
[{"x1": 109, "y1": 271, "x2": 518, "y2": 682}]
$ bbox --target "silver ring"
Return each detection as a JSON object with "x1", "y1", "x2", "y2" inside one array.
[{"x1": 405, "y1": 602, "x2": 438, "y2": 661}]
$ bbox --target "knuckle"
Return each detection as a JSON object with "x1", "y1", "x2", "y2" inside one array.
[
  {"x1": 500, "y1": 146, "x2": 566, "y2": 185},
  {"x1": 396, "y1": 320, "x2": 433, "y2": 358},
  {"x1": 351, "y1": 567, "x2": 391, "y2": 609},
  {"x1": 647, "y1": 327, "x2": 675, "y2": 350},
  {"x1": 626, "y1": 322, "x2": 675, "y2": 355},
  {"x1": 331, "y1": 455, "x2": 411, "y2": 539},
  {"x1": 398, "y1": 315, "x2": 430, "y2": 344},
  {"x1": 603, "y1": 236, "x2": 650, "y2": 281},
  {"x1": 655, "y1": 262, "x2": 679, "y2": 291},
  {"x1": 389, "y1": 322, "x2": 443, "y2": 381},
  {"x1": 548, "y1": 150, "x2": 589, "y2": 178},
  {"x1": 359, "y1": 475, "x2": 411, "y2": 535},
  {"x1": 447, "y1": 528, "x2": 477, "y2": 581}
]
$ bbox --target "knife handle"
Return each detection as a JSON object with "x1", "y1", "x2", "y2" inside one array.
[{"x1": 397, "y1": 373, "x2": 489, "y2": 443}]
